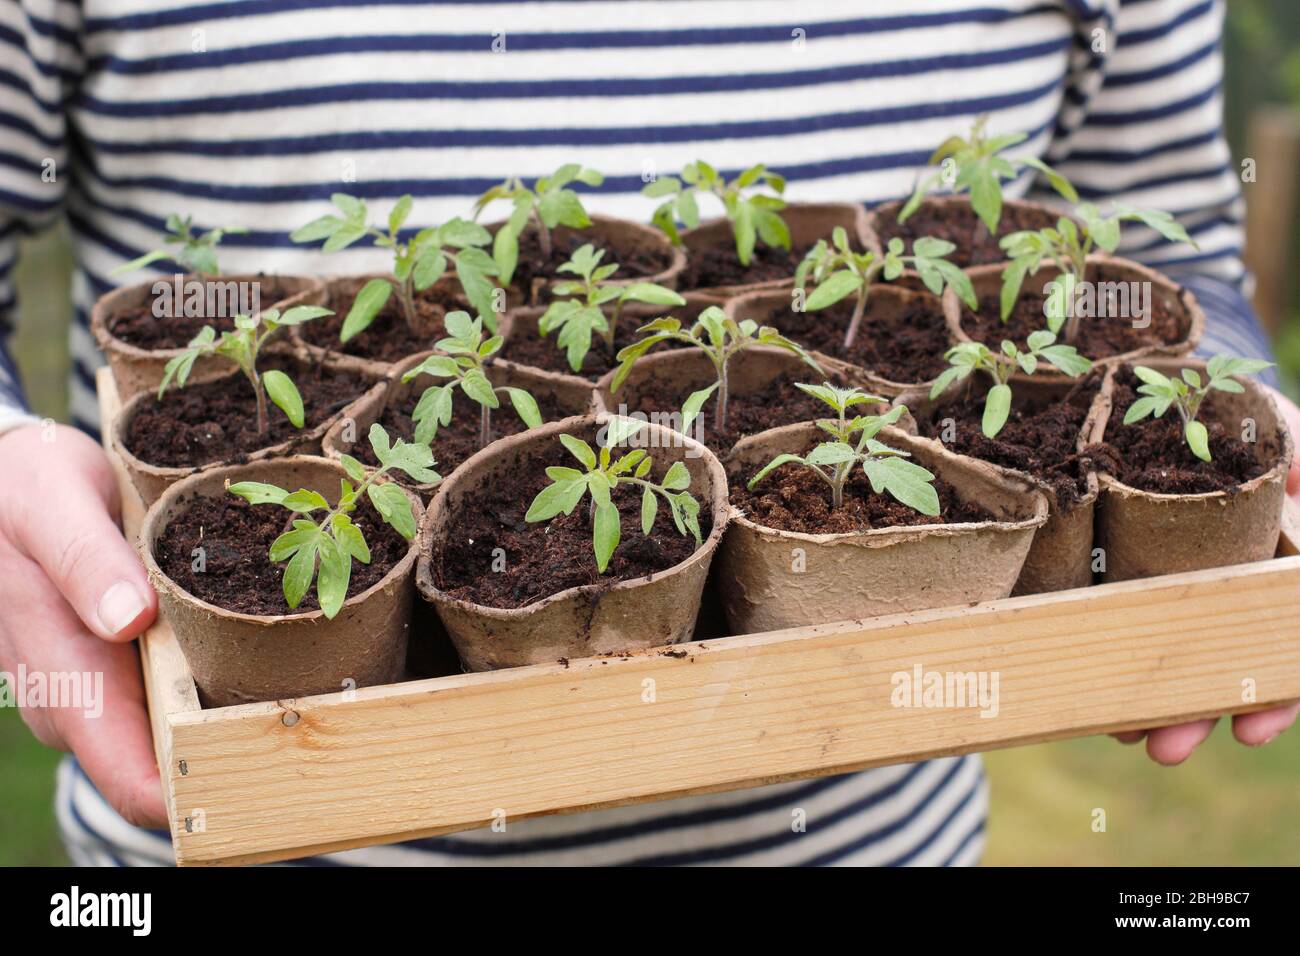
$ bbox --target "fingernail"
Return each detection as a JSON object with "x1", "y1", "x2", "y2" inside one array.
[{"x1": 97, "y1": 581, "x2": 147, "y2": 635}]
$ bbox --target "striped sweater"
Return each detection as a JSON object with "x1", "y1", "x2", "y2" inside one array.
[{"x1": 0, "y1": 0, "x2": 1274, "y2": 865}]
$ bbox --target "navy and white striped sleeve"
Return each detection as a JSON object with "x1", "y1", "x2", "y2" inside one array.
[
  {"x1": 1031, "y1": 0, "x2": 1276, "y2": 383},
  {"x1": 0, "y1": 0, "x2": 82, "y2": 431}
]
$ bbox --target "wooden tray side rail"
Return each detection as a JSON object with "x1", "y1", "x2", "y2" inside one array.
[{"x1": 97, "y1": 367, "x2": 1300, "y2": 866}]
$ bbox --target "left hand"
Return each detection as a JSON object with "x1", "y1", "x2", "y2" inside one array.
[{"x1": 1114, "y1": 386, "x2": 1300, "y2": 764}]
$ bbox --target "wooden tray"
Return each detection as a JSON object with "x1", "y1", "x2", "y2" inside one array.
[{"x1": 98, "y1": 367, "x2": 1300, "y2": 866}]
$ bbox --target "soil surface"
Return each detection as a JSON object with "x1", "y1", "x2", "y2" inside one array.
[
  {"x1": 508, "y1": 228, "x2": 674, "y2": 305},
  {"x1": 1093, "y1": 365, "x2": 1278, "y2": 494},
  {"x1": 299, "y1": 283, "x2": 465, "y2": 363},
  {"x1": 626, "y1": 366, "x2": 844, "y2": 454},
  {"x1": 124, "y1": 354, "x2": 368, "y2": 468},
  {"x1": 959, "y1": 285, "x2": 1187, "y2": 360},
  {"x1": 433, "y1": 431, "x2": 712, "y2": 609},
  {"x1": 107, "y1": 277, "x2": 294, "y2": 350},
  {"x1": 155, "y1": 493, "x2": 408, "y2": 615},
  {"x1": 872, "y1": 200, "x2": 1061, "y2": 268},
  {"x1": 500, "y1": 301, "x2": 710, "y2": 380},
  {"x1": 353, "y1": 386, "x2": 572, "y2": 478},
  {"x1": 756, "y1": 294, "x2": 950, "y2": 384},
  {"x1": 679, "y1": 240, "x2": 811, "y2": 290},
  {"x1": 919, "y1": 373, "x2": 1102, "y2": 508},
  {"x1": 729, "y1": 453, "x2": 995, "y2": 534}
]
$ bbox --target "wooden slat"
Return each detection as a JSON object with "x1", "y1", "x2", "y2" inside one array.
[
  {"x1": 100, "y1": 365, "x2": 1300, "y2": 866},
  {"x1": 165, "y1": 553, "x2": 1300, "y2": 865}
]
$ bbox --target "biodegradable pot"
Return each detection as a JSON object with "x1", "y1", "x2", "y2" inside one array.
[
  {"x1": 719, "y1": 422, "x2": 1050, "y2": 633},
  {"x1": 896, "y1": 375, "x2": 1109, "y2": 595},
  {"x1": 486, "y1": 214, "x2": 686, "y2": 308},
  {"x1": 1095, "y1": 359, "x2": 1293, "y2": 581},
  {"x1": 867, "y1": 195, "x2": 1071, "y2": 269},
  {"x1": 679, "y1": 202, "x2": 878, "y2": 297},
  {"x1": 944, "y1": 255, "x2": 1205, "y2": 384},
  {"x1": 112, "y1": 351, "x2": 381, "y2": 507},
  {"x1": 92, "y1": 273, "x2": 325, "y2": 401},
  {"x1": 291, "y1": 272, "x2": 470, "y2": 378},
  {"x1": 417, "y1": 414, "x2": 730, "y2": 671},
  {"x1": 141, "y1": 456, "x2": 423, "y2": 708},
  {"x1": 500, "y1": 290, "x2": 726, "y2": 388},
  {"x1": 725, "y1": 284, "x2": 955, "y2": 398},
  {"x1": 322, "y1": 350, "x2": 596, "y2": 496},
  {"x1": 593, "y1": 345, "x2": 893, "y2": 454}
]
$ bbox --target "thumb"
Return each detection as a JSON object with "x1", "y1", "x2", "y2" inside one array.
[{"x1": 4, "y1": 425, "x2": 157, "y2": 641}]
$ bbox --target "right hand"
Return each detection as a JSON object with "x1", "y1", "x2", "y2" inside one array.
[{"x1": 0, "y1": 422, "x2": 166, "y2": 827}]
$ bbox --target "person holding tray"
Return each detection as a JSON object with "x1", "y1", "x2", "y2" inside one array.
[{"x1": 0, "y1": 0, "x2": 1297, "y2": 866}]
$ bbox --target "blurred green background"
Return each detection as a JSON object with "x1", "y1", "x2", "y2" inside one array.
[{"x1": 3, "y1": 3, "x2": 1299, "y2": 866}]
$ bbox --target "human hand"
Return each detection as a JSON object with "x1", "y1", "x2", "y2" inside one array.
[
  {"x1": 0, "y1": 423, "x2": 165, "y2": 826},
  {"x1": 1113, "y1": 386, "x2": 1300, "y2": 763}
]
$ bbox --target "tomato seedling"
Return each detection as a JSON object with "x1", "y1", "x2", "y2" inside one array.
[
  {"x1": 643, "y1": 161, "x2": 788, "y2": 267},
  {"x1": 613, "y1": 306, "x2": 821, "y2": 433},
  {"x1": 228, "y1": 424, "x2": 437, "y2": 618},
  {"x1": 292, "y1": 193, "x2": 500, "y2": 338},
  {"x1": 158, "y1": 304, "x2": 333, "y2": 435},
  {"x1": 748, "y1": 383, "x2": 939, "y2": 516},
  {"x1": 525, "y1": 417, "x2": 702, "y2": 573},
  {"x1": 930, "y1": 334, "x2": 1092, "y2": 439},
  {"x1": 796, "y1": 228, "x2": 977, "y2": 350},
  {"x1": 538, "y1": 243, "x2": 684, "y2": 370},
  {"x1": 1122, "y1": 355, "x2": 1273, "y2": 462}
]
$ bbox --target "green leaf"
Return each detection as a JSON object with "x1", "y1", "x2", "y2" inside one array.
[
  {"x1": 1020, "y1": 157, "x2": 1078, "y2": 202},
  {"x1": 806, "y1": 442, "x2": 857, "y2": 466},
  {"x1": 281, "y1": 538, "x2": 319, "y2": 610},
  {"x1": 968, "y1": 164, "x2": 1003, "y2": 232},
  {"x1": 492, "y1": 225, "x2": 520, "y2": 287},
  {"x1": 503, "y1": 387, "x2": 542, "y2": 428},
  {"x1": 733, "y1": 202, "x2": 757, "y2": 266},
  {"x1": 227, "y1": 481, "x2": 289, "y2": 505},
  {"x1": 282, "y1": 489, "x2": 330, "y2": 513},
  {"x1": 748, "y1": 453, "x2": 806, "y2": 489},
  {"x1": 603, "y1": 417, "x2": 646, "y2": 449},
  {"x1": 340, "y1": 454, "x2": 367, "y2": 482},
  {"x1": 270, "y1": 521, "x2": 320, "y2": 562},
  {"x1": 332, "y1": 512, "x2": 371, "y2": 563},
  {"x1": 592, "y1": 499, "x2": 621, "y2": 573},
  {"x1": 262, "y1": 370, "x2": 304, "y2": 428},
  {"x1": 680, "y1": 382, "x2": 720, "y2": 432},
  {"x1": 525, "y1": 476, "x2": 588, "y2": 522},
  {"x1": 341, "y1": 278, "x2": 393, "y2": 342},
  {"x1": 276, "y1": 305, "x2": 333, "y2": 327},
  {"x1": 1133, "y1": 366, "x2": 1171, "y2": 389},
  {"x1": 641, "y1": 486, "x2": 658, "y2": 535},
  {"x1": 865, "y1": 455, "x2": 940, "y2": 517},
  {"x1": 622, "y1": 283, "x2": 685, "y2": 307},
  {"x1": 1115, "y1": 204, "x2": 1195, "y2": 248},
  {"x1": 1122, "y1": 395, "x2": 1162, "y2": 425},
  {"x1": 413, "y1": 250, "x2": 448, "y2": 291},
  {"x1": 366, "y1": 481, "x2": 417, "y2": 539},
  {"x1": 1185, "y1": 419, "x2": 1211, "y2": 462},
  {"x1": 559, "y1": 433, "x2": 597, "y2": 469},
  {"x1": 388, "y1": 195, "x2": 413, "y2": 234},
  {"x1": 315, "y1": 535, "x2": 351, "y2": 619},
  {"x1": 1000, "y1": 258, "x2": 1031, "y2": 323},
  {"x1": 1036, "y1": 345, "x2": 1091, "y2": 378},
  {"x1": 402, "y1": 355, "x2": 461, "y2": 382},
  {"x1": 982, "y1": 383, "x2": 1012, "y2": 438},
  {"x1": 805, "y1": 270, "x2": 862, "y2": 312},
  {"x1": 290, "y1": 215, "x2": 345, "y2": 244},
  {"x1": 661, "y1": 460, "x2": 691, "y2": 491},
  {"x1": 460, "y1": 367, "x2": 500, "y2": 409}
]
